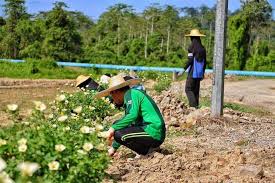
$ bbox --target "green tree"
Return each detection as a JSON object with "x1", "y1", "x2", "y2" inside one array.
[
  {"x1": 1, "y1": 0, "x2": 28, "y2": 58},
  {"x1": 16, "y1": 18, "x2": 45, "y2": 58},
  {"x1": 42, "y1": 2, "x2": 82, "y2": 61}
]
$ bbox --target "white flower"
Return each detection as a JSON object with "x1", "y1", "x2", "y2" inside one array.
[
  {"x1": 22, "y1": 122, "x2": 30, "y2": 126},
  {"x1": 18, "y1": 144, "x2": 27, "y2": 152},
  {"x1": 84, "y1": 119, "x2": 90, "y2": 122},
  {"x1": 110, "y1": 103, "x2": 115, "y2": 109},
  {"x1": 73, "y1": 106, "x2": 82, "y2": 114},
  {"x1": 48, "y1": 114, "x2": 54, "y2": 119},
  {"x1": 65, "y1": 100, "x2": 69, "y2": 105},
  {"x1": 77, "y1": 150, "x2": 87, "y2": 155},
  {"x1": 7, "y1": 104, "x2": 18, "y2": 112},
  {"x1": 17, "y1": 162, "x2": 40, "y2": 176},
  {"x1": 83, "y1": 143, "x2": 93, "y2": 152},
  {"x1": 80, "y1": 126, "x2": 92, "y2": 134},
  {"x1": 55, "y1": 144, "x2": 66, "y2": 152},
  {"x1": 71, "y1": 115, "x2": 78, "y2": 120},
  {"x1": 33, "y1": 101, "x2": 46, "y2": 112},
  {"x1": 0, "y1": 158, "x2": 6, "y2": 172},
  {"x1": 84, "y1": 92, "x2": 89, "y2": 95},
  {"x1": 63, "y1": 126, "x2": 70, "y2": 131},
  {"x1": 97, "y1": 131, "x2": 109, "y2": 138},
  {"x1": 18, "y1": 138, "x2": 27, "y2": 145},
  {"x1": 48, "y1": 161, "x2": 59, "y2": 171},
  {"x1": 89, "y1": 106, "x2": 95, "y2": 111},
  {"x1": 96, "y1": 143, "x2": 106, "y2": 151},
  {"x1": 56, "y1": 94, "x2": 66, "y2": 102},
  {"x1": 0, "y1": 139, "x2": 7, "y2": 146},
  {"x1": 57, "y1": 115, "x2": 68, "y2": 122},
  {"x1": 95, "y1": 124, "x2": 104, "y2": 131},
  {"x1": 105, "y1": 98, "x2": 110, "y2": 104},
  {"x1": 0, "y1": 172, "x2": 14, "y2": 183},
  {"x1": 52, "y1": 124, "x2": 57, "y2": 128}
]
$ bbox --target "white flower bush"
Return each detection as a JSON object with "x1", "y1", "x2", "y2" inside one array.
[{"x1": 0, "y1": 90, "x2": 116, "y2": 182}]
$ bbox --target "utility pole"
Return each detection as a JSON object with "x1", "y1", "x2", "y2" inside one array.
[{"x1": 211, "y1": 0, "x2": 228, "y2": 116}]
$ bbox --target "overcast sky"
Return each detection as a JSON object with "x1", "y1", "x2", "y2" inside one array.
[{"x1": 0, "y1": 0, "x2": 274, "y2": 20}]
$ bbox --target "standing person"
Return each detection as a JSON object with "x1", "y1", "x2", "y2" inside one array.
[
  {"x1": 95, "y1": 75, "x2": 166, "y2": 156},
  {"x1": 181, "y1": 29, "x2": 207, "y2": 108}
]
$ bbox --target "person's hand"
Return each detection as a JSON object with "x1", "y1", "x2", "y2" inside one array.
[
  {"x1": 108, "y1": 147, "x2": 116, "y2": 157},
  {"x1": 107, "y1": 127, "x2": 115, "y2": 145},
  {"x1": 177, "y1": 70, "x2": 184, "y2": 77}
]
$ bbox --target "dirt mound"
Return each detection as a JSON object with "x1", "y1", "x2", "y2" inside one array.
[
  {"x1": 107, "y1": 146, "x2": 275, "y2": 183},
  {"x1": 105, "y1": 90, "x2": 275, "y2": 183}
]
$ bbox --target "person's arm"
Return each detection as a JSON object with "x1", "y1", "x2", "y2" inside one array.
[
  {"x1": 184, "y1": 52, "x2": 193, "y2": 70},
  {"x1": 111, "y1": 90, "x2": 140, "y2": 130}
]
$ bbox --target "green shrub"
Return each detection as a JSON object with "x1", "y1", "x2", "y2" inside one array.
[
  {"x1": 153, "y1": 74, "x2": 172, "y2": 93},
  {"x1": 0, "y1": 90, "x2": 116, "y2": 182}
]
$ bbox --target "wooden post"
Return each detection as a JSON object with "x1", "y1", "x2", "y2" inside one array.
[
  {"x1": 211, "y1": 0, "x2": 228, "y2": 117},
  {"x1": 172, "y1": 72, "x2": 177, "y2": 81}
]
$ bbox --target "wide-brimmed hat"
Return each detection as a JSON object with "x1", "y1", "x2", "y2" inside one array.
[
  {"x1": 94, "y1": 75, "x2": 140, "y2": 98},
  {"x1": 76, "y1": 75, "x2": 90, "y2": 87},
  {"x1": 185, "y1": 29, "x2": 205, "y2": 37}
]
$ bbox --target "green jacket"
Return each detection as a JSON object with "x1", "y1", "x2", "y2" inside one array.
[{"x1": 112, "y1": 89, "x2": 166, "y2": 149}]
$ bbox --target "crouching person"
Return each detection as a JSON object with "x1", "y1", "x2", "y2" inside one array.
[{"x1": 95, "y1": 75, "x2": 166, "y2": 156}]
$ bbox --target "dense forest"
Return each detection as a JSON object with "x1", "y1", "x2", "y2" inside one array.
[{"x1": 0, "y1": 0, "x2": 274, "y2": 71}]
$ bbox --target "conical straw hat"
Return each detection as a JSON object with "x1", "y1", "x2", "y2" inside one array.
[
  {"x1": 185, "y1": 29, "x2": 205, "y2": 37},
  {"x1": 94, "y1": 75, "x2": 140, "y2": 98},
  {"x1": 76, "y1": 75, "x2": 90, "y2": 87}
]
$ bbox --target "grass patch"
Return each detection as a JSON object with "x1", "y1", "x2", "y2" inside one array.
[
  {"x1": 167, "y1": 126, "x2": 199, "y2": 138},
  {"x1": 0, "y1": 60, "x2": 118, "y2": 79},
  {"x1": 235, "y1": 139, "x2": 250, "y2": 146},
  {"x1": 181, "y1": 96, "x2": 270, "y2": 116}
]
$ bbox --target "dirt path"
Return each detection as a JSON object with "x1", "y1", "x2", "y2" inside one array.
[
  {"x1": 0, "y1": 78, "x2": 75, "y2": 125},
  {"x1": 224, "y1": 79, "x2": 275, "y2": 114},
  {"x1": 171, "y1": 78, "x2": 275, "y2": 115}
]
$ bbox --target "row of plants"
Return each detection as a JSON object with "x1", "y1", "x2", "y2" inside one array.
[{"x1": 0, "y1": 89, "x2": 116, "y2": 182}]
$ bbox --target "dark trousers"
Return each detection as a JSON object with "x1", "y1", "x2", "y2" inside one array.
[
  {"x1": 185, "y1": 78, "x2": 201, "y2": 108},
  {"x1": 114, "y1": 126, "x2": 163, "y2": 155}
]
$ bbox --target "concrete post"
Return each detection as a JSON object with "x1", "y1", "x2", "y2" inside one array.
[
  {"x1": 211, "y1": 0, "x2": 228, "y2": 117},
  {"x1": 172, "y1": 72, "x2": 177, "y2": 81}
]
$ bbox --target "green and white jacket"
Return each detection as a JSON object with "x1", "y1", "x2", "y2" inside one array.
[{"x1": 112, "y1": 89, "x2": 166, "y2": 149}]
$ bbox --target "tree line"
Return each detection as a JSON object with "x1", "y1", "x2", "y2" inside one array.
[{"x1": 0, "y1": 0, "x2": 274, "y2": 71}]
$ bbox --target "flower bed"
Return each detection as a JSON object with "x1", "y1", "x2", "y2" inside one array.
[{"x1": 0, "y1": 90, "x2": 116, "y2": 182}]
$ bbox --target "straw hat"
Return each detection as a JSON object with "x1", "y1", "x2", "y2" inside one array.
[
  {"x1": 185, "y1": 29, "x2": 205, "y2": 37},
  {"x1": 95, "y1": 75, "x2": 140, "y2": 98},
  {"x1": 76, "y1": 75, "x2": 90, "y2": 87}
]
